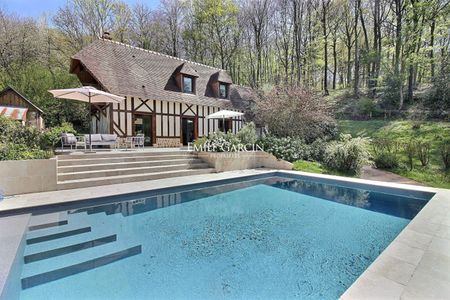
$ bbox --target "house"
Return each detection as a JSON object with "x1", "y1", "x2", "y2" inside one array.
[
  {"x1": 69, "y1": 36, "x2": 254, "y2": 147},
  {"x1": 0, "y1": 86, "x2": 44, "y2": 129}
]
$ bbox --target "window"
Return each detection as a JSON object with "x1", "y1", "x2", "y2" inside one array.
[
  {"x1": 218, "y1": 119, "x2": 231, "y2": 132},
  {"x1": 183, "y1": 76, "x2": 194, "y2": 94},
  {"x1": 219, "y1": 83, "x2": 228, "y2": 98}
]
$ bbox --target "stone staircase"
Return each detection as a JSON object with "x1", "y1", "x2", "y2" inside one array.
[{"x1": 56, "y1": 151, "x2": 215, "y2": 190}]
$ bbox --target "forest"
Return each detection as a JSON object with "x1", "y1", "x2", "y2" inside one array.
[{"x1": 0, "y1": 0, "x2": 449, "y2": 128}]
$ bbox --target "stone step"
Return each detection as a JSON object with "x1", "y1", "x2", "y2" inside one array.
[
  {"x1": 57, "y1": 158, "x2": 204, "y2": 173},
  {"x1": 57, "y1": 163, "x2": 211, "y2": 181},
  {"x1": 57, "y1": 154, "x2": 197, "y2": 166},
  {"x1": 57, "y1": 168, "x2": 216, "y2": 190},
  {"x1": 57, "y1": 150, "x2": 191, "y2": 160}
]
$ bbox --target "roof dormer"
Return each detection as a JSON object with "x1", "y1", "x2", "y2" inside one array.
[
  {"x1": 174, "y1": 63, "x2": 199, "y2": 94},
  {"x1": 211, "y1": 70, "x2": 232, "y2": 99}
]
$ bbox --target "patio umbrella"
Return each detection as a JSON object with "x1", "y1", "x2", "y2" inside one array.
[
  {"x1": 48, "y1": 86, "x2": 124, "y2": 150},
  {"x1": 206, "y1": 110, "x2": 244, "y2": 132}
]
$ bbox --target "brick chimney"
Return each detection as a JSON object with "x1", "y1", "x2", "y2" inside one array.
[{"x1": 102, "y1": 31, "x2": 112, "y2": 40}]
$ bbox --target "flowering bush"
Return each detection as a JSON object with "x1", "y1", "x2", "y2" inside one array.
[
  {"x1": 257, "y1": 136, "x2": 309, "y2": 162},
  {"x1": 324, "y1": 134, "x2": 371, "y2": 175},
  {"x1": 194, "y1": 131, "x2": 245, "y2": 152},
  {"x1": 252, "y1": 85, "x2": 337, "y2": 142},
  {"x1": 236, "y1": 122, "x2": 258, "y2": 146}
]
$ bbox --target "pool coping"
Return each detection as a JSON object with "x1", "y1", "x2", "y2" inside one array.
[{"x1": 0, "y1": 169, "x2": 449, "y2": 299}]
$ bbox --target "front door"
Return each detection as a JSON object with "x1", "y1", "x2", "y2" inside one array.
[
  {"x1": 134, "y1": 114, "x2": 152, "y2": 146},
  {"x1": 181, "y1": 117, "x2": 195, "y2": 145}
]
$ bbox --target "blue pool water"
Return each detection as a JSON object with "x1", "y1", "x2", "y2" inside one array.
[{"x1": 11, "y1": 175, "x2": 430, "y2": 299}]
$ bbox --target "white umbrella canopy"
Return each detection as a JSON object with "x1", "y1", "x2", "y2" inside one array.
[
  {"x1": 206, "y1": 110, "x2": 244, "y2": 119},
  {"x1": 48, "y1": 86, "x2": 124, "y2": 150},
  {"x1": 206, "y1": 110, "x2": 244, "y2": 133},
  {"x1": 48, "y1": 86, "x2": 124, "y2": 103}
]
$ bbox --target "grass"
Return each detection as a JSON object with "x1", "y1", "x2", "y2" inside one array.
[
  {"x1": 337, "y1": 120, "x2": 450, "y2": 188},
  {"x1": 293, "y1": 160, "x2": 326, "y2": 174},
  {"x1": 338, "y1": 119, "x2": 392, "y2": 138},
  {"x1": 292, "y1": 160, "x2": 356, "y2": 178}
]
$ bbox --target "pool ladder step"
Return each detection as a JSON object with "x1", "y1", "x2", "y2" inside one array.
[
  {"x1": 24, "y1": 235, "x2": 117, "y2": 263},
  {"x1": 21, "y1": 245, "x2": 142, "y2": 289},
  {"x1": 22, "y1": 212, "x2": 142, "y2": 290}
]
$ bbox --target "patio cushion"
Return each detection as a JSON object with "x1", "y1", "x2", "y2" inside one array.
[
  {"x1": 101, "y1": 134, "x2": 117, "y2": 142},
  {"x1": 61, "y1": 133, "x2": 76, "y2": 144},
  {"x1": 86, "y1": 134, "x2": 102, "y2": 142}
]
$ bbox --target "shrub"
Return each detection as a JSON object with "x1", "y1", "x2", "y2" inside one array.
[
  {"x1": 0, "y1": 143, "x2": 52, "y2": 161},
  {"x1": 308, "y1": 138, "x2": 328, "y2": 162},
  {"x1": 381, "y1": 72, "x2": 403, "y2": 110},
  {"x1": 372, "y1": 138, "x2": 401, "y2": 169},
  {"x1": 0, "y1": 116, "x2": 42, "y2": 148},
  {"x1": 373, "y1": 153, "x2": 400, "y2": 169},
  {"x1": 258, "y1": 136, "x2": 309, "y2": 162},
  {"x1": 324, "y1": 134, "x2": 371, "y2": 175},
  {"x1": 40, "y1": 122, "x2": 77, "y2": 150},
  {"x1": 195, "y1": 131, "x2": 245, "y2": 152},
  {"x1": 356, "y1": 97, "x2": 377, "y2": 118},
  {"x1": 416, "y1": 140, "x2": 431, "y2": 167},
  {"x1": 236, "y1": 122, "x2": 257, "y2": 146},
  {"x1": 404, "y1": 140, "x2": 416, "y2": 171},
  {"x1": 440, "y1": 142, "x2": 450, "y2": 170},
  {"x1": 252, "y1": 85, "x2": 337, "y2": 143}
]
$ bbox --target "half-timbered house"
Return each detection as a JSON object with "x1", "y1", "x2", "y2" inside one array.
[{"x1": 69, "y1": 37, "x2": 253, "y2": 147}]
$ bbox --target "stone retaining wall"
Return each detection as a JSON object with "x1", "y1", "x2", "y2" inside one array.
[
  {"x1": 197, "y1": 151, "x2": 292, "y2": 172},
  {"x1": 154, "y1": 138, "x2": 183, "y2": 148},
  {"x1": 0, "y1": 159, "x2": 57, "y2": 196}
]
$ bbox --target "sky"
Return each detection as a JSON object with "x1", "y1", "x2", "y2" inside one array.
[{"x1": 0, "y1": 0, "x2": 161, "y2": 19}]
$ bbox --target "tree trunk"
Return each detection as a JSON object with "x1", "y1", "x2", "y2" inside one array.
[
  {"x1": 322, "y1": 0, "x2": 329, "y2": 95},
  {"x1": 430, "y1": 20, "x2": 436, "y2": 78},
  {"x1": 354, "y1": 0, "x2": 360, "y2": 98},
  {"x1": 333, "y1": 36, "x2": 337, "y2": 89}
]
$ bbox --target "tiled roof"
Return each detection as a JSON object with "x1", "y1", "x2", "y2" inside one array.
[
  {"x1": 0, "y1": 86, "x2": 44, "y2": 113},
  {"x1": 70, "y1": 39, "x2": 253, "y2": 109}
]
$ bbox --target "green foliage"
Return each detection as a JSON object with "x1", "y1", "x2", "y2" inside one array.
[
  {"x1": 404, "y1": 140, "x2": 416, "y2": 171},
  {"x1": 196, "y1": 130, "x2": 244, "y2": 152},
  {"x1": 373, "y1": 153, "x2": 400, "y2": 170},
  {"x1": 440, "y1": 141, "x2": 450, "y2": 171},
  {"x1": 416, "y1": 140, "x2": 431, "y2": 167},
  {"x1": 258, "y1": 136, "x2": 309, "y2": 162},
  {"x1": 40, "y1": 122, "x2": 77, "y2": 150},
  {"x1": 427, "y1": 56, "x2": 450, "y2": 113},
  {"x1": 381, "y1": 73, "x2": 403, "y2": 110},
  {"x1": 324, "y1": 134, "x2": 371, "y2": 175},
  {"x1": 308, "y1": 138, "x2": 328, "y2": 162},
  {"x1": 1, "y1": 64, "x2": 89, "y2": 131},
  {"x1": 236, "y1": 122, "x2": 257, "y2": 146},
  {"x1": 0, "y1": 116, "x2": 42, "y2": 148},
  {"x1": 0, "y1": 143, "x2": 52, "y2": 161},
  {"x1": 0, "y1": 115, "x2": 75, "y2": 160},
  {"x1": 292, "y1": 160, "x2": 325, "y2": 174},
  {"x1": 356, "y1": 97, "x2": 378, "y2": 118},
  {"x1": 372, "y1": 138, "x2": 401, "y2": 169}
]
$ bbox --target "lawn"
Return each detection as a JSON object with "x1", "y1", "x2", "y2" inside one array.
[{"x1": 337, "y1": 120, "x2": 450, "y2": 189}]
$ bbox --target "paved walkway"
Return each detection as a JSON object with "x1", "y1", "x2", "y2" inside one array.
[{"x1": 360, "y1": 166, "x2": 423, "y2": 186}]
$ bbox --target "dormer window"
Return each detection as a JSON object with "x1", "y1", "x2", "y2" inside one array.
[
  {"x1": 219, "y1": 83, "x2": 228, "y2": 98},
  {"x1": 183, "y1": 76, "x2": 194, "y2": 94}
]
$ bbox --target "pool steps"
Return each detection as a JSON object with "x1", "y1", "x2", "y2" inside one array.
[
  {"x1": 21, "y1": 211, "x2": 142, "y2": 289},
  {"x1": 56, "y1": 151, "x2": 215, "y2": 190}
]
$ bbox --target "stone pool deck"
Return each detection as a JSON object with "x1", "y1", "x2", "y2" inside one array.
[{"x1": 0, "y1": 169, "x2": 449, "y2": 299}]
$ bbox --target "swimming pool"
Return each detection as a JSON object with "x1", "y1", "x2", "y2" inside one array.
[{"x1": 1, "y1": 173, "x2": 434, "y2": 299}]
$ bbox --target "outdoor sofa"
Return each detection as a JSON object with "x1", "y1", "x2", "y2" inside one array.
[
  {"x1": 84, "y1": 134, "x2": 119, "y2": 149},
  {"x1": 61, "y1": 133, "x2": 145, "y2": 151}
]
